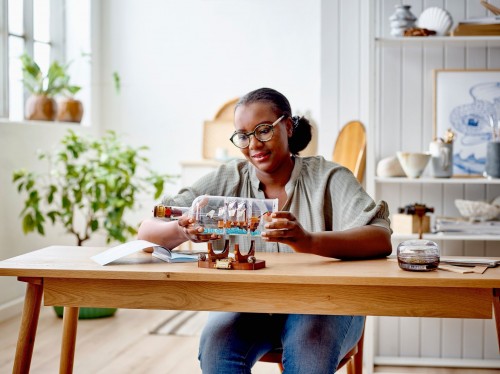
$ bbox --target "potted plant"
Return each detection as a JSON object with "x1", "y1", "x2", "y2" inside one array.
[
  {"x1": 20, "y1": 53, "x2": 67, "y2": 121},
  {"x1": 56, "y1": 72, "x2": 84, "y2": 123},
  {"x1": 12, "y1": 129, "x2": 175, "y2": 318}
]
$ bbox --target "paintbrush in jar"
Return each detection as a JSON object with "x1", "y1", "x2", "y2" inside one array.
[{"x1": 489, "y1": 116, "x2": 499, "y2": 141}]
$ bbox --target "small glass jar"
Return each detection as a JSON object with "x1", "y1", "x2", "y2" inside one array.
[{"x1": 397, "y1": 240, "x2": 440, "y2": 271}]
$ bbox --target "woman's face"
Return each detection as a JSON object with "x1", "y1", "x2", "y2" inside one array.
[{"x1": 233, "y1": 102, "x2": 293, "y2": 174}]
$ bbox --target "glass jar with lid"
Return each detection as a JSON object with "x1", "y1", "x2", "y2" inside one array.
[{"x1": 397, "y1": 239, "x2": 440, "y2": 271}]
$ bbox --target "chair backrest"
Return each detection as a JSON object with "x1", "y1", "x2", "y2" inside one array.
[{"x1": 332, "y1": 121, "x2": 366, "y2": 183}]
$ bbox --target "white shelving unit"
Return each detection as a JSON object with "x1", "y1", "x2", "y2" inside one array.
[
  {"x1": 380, "y1": 175, "x2": 500, "y2": 242},
  {"x1": 375, "y1": 173, "x2": 500, "y2": 244},
  {"x1": 376, "y1": 36, "x2": 500, "y2": 46},
  {"x1": 372, "y1": 31, "x2": 500, "y2": 243},
  {"x1": 392, "y1": 233, "x2": 500, "y2": 241},
  {"x1": 368, "y1": 1, "x2": 500, "y2": 370},
  {"x1": 375, "y1": 176, "x2": 500, "y2": 184}
]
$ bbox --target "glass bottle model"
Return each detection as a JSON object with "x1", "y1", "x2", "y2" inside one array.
[{"x1": 153, "y1": 195, "x2": 278, "y2": 237}]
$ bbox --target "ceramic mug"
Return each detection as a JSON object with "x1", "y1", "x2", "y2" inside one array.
[{"x1": 429, "y1": 141, "x2": 453, "y2": 178}]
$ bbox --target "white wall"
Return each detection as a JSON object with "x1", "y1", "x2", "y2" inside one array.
[
  {"x1": 97, "y1": 0, "x2": 322, "y2": 186},
  {"x1": 0, "y1": 122, "x2": 101, "y2": 307}
]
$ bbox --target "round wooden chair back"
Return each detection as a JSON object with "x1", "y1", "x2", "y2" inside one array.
[{"x1": 332, "y1": 120, "x2": 366, "y2": 183}]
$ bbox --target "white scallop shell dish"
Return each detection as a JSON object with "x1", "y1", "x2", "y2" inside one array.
[
  {"x1": 418, "y1": 7, "x2": 453, "y2": 36},
  {"x1": 455, "y1": 199, "x2": 500, "y2": 222}
]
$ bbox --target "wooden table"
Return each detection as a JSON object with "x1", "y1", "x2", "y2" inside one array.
[{"x1": 1, "y1": 246, "x2": 499, "y2": 373}]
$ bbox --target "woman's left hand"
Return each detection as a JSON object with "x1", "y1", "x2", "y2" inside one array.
[{"x1": 261, "y1": 211, "x2": 312, "y2": 252}]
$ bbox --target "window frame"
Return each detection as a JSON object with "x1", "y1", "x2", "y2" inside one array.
[
  {"x1": 0, "y1": 0, "x2": 66, "y2": 119},
  {"x1": 0, "y1": 0, "x2": 8, "y2": 117}
]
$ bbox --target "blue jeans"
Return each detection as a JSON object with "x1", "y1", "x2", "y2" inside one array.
[{"x1": 198, "y1": 312, "x2": 365, "y2": 374}]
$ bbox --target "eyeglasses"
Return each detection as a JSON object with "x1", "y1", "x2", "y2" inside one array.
[{"x1": 229, "y1": 115, "x2": 285, "y2": 149}]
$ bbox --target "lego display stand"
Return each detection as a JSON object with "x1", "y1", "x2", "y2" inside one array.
[{"x1": 198, "y1": 240, "x2": 266, "y2": 270}]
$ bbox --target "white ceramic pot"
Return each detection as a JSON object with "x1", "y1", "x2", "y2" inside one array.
[{"x1": 376, "y1": 156, "x2": 406, "y2": 177}]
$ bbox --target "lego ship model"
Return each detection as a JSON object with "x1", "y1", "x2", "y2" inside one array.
[{"x1": 153, "y1": 195, "x2": 278, "y2": 270}]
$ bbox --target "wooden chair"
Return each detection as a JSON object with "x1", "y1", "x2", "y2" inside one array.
[
  {"x1": 259, "y1": 323, "x2": 365, "y2": 374},
  {"x1": 332, "y1": 120, "x2": 366, "y2": 183}
]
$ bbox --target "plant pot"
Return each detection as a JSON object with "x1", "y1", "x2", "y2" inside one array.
[
  {"x1": 57, "y1": 98, "x2": 84, "y2": 123},
  {"x1": 25, "y1": 94, "x2": 57, "y2": 121},
  {"x1": 53, "y1": 306, "x2": 117, "y2": 319}
]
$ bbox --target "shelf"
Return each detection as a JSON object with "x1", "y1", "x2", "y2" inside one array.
[
  {"x1": 179, "y1": 159, "x2": 223, "y2": 167},
  {"x1": 375, "y1": 36, "x2": 500, "y2": 46},
  {"x1": 0, "y1": 118, "x2": 84, "y2": 127},
  {"x1": 392, "y1": 233, "x2": 500, "y2": 241},
  {"x1": 375, "y1": 176, "x2": 500, "y2": 184}
]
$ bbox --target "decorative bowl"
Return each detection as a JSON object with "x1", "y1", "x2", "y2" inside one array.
[
  {"x1": 396, "y1": 152, "x2": 431, "y2": 178},
  {"x1": 455, "y1": 199, "x2": 500, "y2": 222}
]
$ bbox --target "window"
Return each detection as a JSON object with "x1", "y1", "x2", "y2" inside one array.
[{"x1": 0, "y1": 0, "x2": 65, "y2": 120}]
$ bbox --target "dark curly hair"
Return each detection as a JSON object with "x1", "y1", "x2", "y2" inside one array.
[{"x1": 235, "y1": 88, "x2": 312, "y2": 156}]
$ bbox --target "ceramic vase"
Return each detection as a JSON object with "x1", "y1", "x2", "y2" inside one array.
[
  {"x1": 429, "y1": 140, "x2": 453, "y2": 178},
  {"x1": 389, "y1": 5, "x2": 417, "y2": 36},
  {"x1": 485, "y1": 141, "x2": 500, "y2": 178}
]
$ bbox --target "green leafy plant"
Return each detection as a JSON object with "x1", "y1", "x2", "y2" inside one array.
[
  {"x1": 20, "y1": 53, "x2": 70, "y2": 97},
  {"x1": 13, "y1": 130, "x2": 175, "y2": 246},
  {"x1": 113, "y1": 71, "x2": 121, "y2": 95},
  {"x1": 59, "y1": 72, "x2": 82, "y2": 98}
]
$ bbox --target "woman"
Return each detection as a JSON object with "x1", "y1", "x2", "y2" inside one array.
[{"x1": 138, "y1": 87, "x2": 392, "y2": 373}]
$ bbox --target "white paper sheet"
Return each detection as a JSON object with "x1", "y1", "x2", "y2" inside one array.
[{"x1": 91, "y1": 239, "x2": 160, "y2": 265}]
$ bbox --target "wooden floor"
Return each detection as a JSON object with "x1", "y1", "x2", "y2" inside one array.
[{"x1": 0, "y1": 307, "x2": 498, "y2": 373}]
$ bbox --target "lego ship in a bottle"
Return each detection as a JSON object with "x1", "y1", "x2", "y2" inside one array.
[{"x1": 153, "y1": 195, "x2": 278, "y2": 270}]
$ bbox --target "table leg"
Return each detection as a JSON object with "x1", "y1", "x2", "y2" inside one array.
[
  {"x1": 494, "y1": 289, "x2": 500, "y2": 353},
  {"x1": 60, "y1": 306, "x2": 79, "y2": 374},
  {"x1": 13, "y1": 277, "x2": 43, "y2": 374}
]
